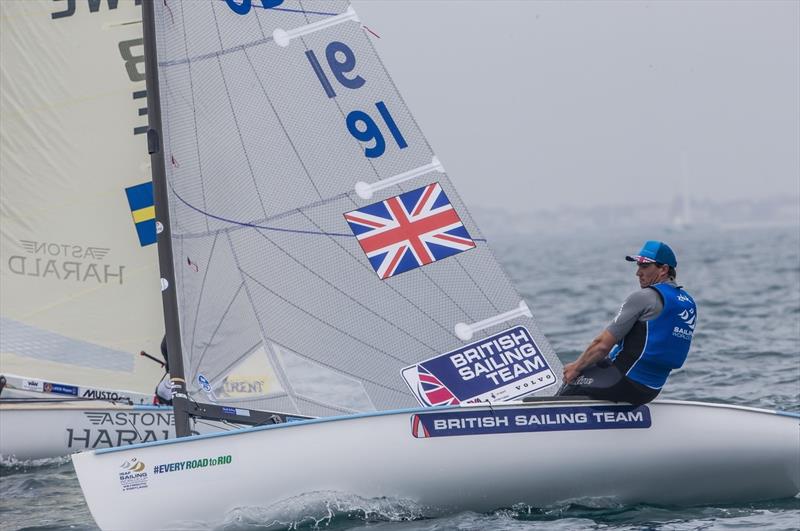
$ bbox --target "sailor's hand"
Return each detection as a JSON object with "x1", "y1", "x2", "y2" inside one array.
[{"x1": 563, "y1": 362, "x2": 581, "y2": 384}]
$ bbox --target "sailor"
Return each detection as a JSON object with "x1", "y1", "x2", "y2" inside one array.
[
  {"x1": 560, "y1": 241, "x2": 697, "y2": 405},
  {"x1": 154, "y1": 335, "x2": 173, "y2": 405}
]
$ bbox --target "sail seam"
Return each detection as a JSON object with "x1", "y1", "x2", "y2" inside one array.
[
  {"x1": 250, "y1": 228, "x2": 439, "y2": 354},
  {"x1": 213, "y1": 55, "x2": 269, "y2": 220},
  {"x1": 224, "y1": 232, "x2": 302, "y2": 413},
  {"x1": 188, "y1": 231, "x2": 219, "y2": 377},
  {"x1": 241, "y1": 45, "x2": 324, "y2": 200},
  {"x1": 189, "y1": 282, "x2": 246, "y2": 384},
  {"x1": 238, "y1": 268, "x2": 415, "y2": 372},
  {"x1": 178, "y1": 0, "x2": 210, "y2": 233}
]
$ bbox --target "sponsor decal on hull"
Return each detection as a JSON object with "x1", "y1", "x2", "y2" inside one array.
[
  {"x1": 67, "y1": 411, "x2": 177, "y2": 451},
  {"x1": 119, "y1": 458, "x2": 149, "y2": 492},
  {"x1": 402, "y1": 326, "x2": 556, "y2": 406},
  {"x1": 44, "y1": 382, "x2": 79, "y2": 396},
  {"x1": 81, "y1": 389, "x2": 134, "y2": 402},
  {"x1": 410, "y1": 405, "x2": 651, "y2": 438},
  {"x1": 21, "y1": 379, "x2": 44, "y2": 392},
  {"x1": 152, "y1": 455, "x2": 232, "y2": 476}
]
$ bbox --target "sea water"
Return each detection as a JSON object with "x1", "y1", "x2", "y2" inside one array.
[{"x1": 1, "y1": 224, "x2": 798, "y2": 530}]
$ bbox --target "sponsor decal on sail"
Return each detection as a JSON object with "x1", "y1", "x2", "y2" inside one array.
[
  {"x1": 401, "y1": 326, "x2": 556, "y2": 406},
  {"x1": 69, "y1": 411, "x2": 176, "y2": 450},
  {"x1": 217, "y1": 376, "x2": 269, "y2": 398},
  {"x1": 344, "y1": 182, "x2": 475, "y2": 279},
  {"x1": 410, "y1": 405, "x2": 652, "y2": 438},
  {"x1": 7, "y1": 240, "x2": 124, "y2": 284}
]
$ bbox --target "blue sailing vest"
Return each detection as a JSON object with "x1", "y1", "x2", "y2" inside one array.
[{"x1": 610, "y1": 283, "x2": 697, "y2": 389}]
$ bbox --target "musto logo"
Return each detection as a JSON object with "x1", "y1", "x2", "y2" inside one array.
[
  {"x1": 7, "y1": 240, "x2": 124, "y2": 284},
  {"x1": 118, "y1": 458, "x2": 148, "y2": 492}
]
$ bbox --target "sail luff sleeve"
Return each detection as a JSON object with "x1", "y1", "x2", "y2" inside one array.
[{"x1": 142, "y1": 0, "x2": 192, "y2": 436}]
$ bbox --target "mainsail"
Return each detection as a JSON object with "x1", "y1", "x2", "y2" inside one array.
[
  {"x1": 144, "y1": 0, "x2": 564, "y2": 429},
  {"x1": 0, "y1": 0, "x2": 164, "y2": 397}
]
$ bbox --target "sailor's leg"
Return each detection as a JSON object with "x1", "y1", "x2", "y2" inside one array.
[{"x1": 560, "y1": 361, "x2": 659, "y2": 405}]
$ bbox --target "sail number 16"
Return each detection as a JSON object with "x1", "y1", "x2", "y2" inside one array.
[{"x1": 306, "y1": 41, "x2": 407, "y2": 159}]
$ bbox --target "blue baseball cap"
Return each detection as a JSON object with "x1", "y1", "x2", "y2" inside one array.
[{"x1": 625, "y1": 240, "x2": 677, "y2": 268}]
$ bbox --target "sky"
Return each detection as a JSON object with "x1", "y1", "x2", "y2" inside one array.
[{"x1": 351, "y1": 0, "x2": 800, "y2": 213}]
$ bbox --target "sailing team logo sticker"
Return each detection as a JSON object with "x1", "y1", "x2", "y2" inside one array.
[
  {"x1": 401, "y1": 326, "x2": 556, "y2": 406},
  {"x1": 344, "y1": 182, "x2": 475, "y2": 279},
  {"x1": 118, "y1": 458, "x2": 148, "y2": 492},
  {"x1": 409, "y1": 405, "x2": 652, "y2": 438}
]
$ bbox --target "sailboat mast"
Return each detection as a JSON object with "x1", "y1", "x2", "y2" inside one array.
[{"x1": 141, "y1": 0, "x2": 191, "y2": 437}]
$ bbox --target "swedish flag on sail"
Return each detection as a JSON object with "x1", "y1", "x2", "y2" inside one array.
[{"x1": 125, "y1": 182, "x2": 156, "y2": 246}]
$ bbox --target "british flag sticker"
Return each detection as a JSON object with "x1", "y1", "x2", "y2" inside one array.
[{"x1": 344, "y1": 182, "x2": 476, "y2": 279}]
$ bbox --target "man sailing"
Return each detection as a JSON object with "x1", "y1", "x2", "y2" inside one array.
[{"x1": 561, "y1": 241, "x2": 697, "y2": 405}]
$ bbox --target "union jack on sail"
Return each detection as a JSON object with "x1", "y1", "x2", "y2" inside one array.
[{"x1": 344, "y1": 182, "x2": 475, "y2": 279}]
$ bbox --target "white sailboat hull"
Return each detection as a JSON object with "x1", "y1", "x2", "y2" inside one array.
[
  {"x1": 73, "y1": 399, "x2": 800, "y2": 530},
  {"x1": 0, "y1": 403, "x2": 222, "y2": 461}
]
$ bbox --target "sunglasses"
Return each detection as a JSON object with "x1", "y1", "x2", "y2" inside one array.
[{"x1": 636, "y1": 262, "x2": 663, "y2": 268}]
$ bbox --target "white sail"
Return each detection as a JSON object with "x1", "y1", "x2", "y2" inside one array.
[
  {"x1": 146, "y1": 0, "x2": 564, "y2": 419},
  {"x1": 0, "y1": 0, "x2": 163, "y2": 397}
]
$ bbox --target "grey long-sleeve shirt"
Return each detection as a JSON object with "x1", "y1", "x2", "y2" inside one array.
[{"x1": 605, "y1": 280, "x2": 679, "y2": 341}]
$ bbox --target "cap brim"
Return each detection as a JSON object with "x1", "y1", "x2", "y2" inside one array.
[{"x1": 626, "y1": 255, "x2": 656, "y2": 263}]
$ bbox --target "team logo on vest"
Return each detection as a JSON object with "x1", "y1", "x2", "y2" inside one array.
[{"x1": 673, "y1": 308, "x2": 696, "y2": 340}]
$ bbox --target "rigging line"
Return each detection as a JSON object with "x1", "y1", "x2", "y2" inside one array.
[
  {"x1": 188, "y1": 232, "x2": 220, "y2": 372},
  {"x1": 238, "y1": 268, "x2": 415, "y2": 386},
  {"x1": 189, "y1": 282, "x2": 247, "y2": 384},
  {"x1": 224, "y1": 232, "x2": 302, "y2": 413},
  {"x1": 298, "y1": 208, "x2": 457, "y2": 338},
  {"x1": 250, "y1": 226, "x2": 438, "y2": 354},
  {"x1": 238, "y1": 0, "x2": 337, "y2": 17},
  {"x1": 210, "y1": 11, "x2": 269, "y2": 220},
  {"x1": 178, "y1": 0, "x2": 211, "y2": 234},
  {"x1": 168, "y1": 184, "x2": 488, "y2": 240},
  {"x1": 241, "y1": 45, "x2": 323, "y2": 201},
  {"x1": 194, "y1": 418, "x2": 237, "y2": 432}
]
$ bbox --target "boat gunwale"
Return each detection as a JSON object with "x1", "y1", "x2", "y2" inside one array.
[
  {"x1": 84, "y1": 398, "x2": 797, "y2": 457},
  {"x1": 0, "y1": 402, "x2": 171, "y2": 412}
]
